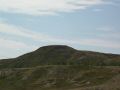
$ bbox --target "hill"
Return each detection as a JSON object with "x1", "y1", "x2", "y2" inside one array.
[
  {"x1": 0, "y1": 45, "x2": 120, "y2": 68},
  {"x1": 0, "y1": 45, "x2": 120, "y2": 90}
]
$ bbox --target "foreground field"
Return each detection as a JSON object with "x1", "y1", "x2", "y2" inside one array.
[{"x1": 0, "y1": 66, "x2": 120, "y2": 90}]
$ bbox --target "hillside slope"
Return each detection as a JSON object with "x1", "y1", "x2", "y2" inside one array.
[
  {"x1": 0, "y1": 45, "x2": 120, "y2": 90},
  {"x1": 0, "y1": 45, "x2": 120, "y2": 68}
]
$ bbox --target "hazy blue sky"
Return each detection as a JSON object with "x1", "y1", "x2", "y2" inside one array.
[{"x1": 0, "y1": 0, "x2": 120, "y2": 59}]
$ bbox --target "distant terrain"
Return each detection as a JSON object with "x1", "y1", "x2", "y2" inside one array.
[{"x1": 0, "y1": 45, "x2": 120, "y2": 90}]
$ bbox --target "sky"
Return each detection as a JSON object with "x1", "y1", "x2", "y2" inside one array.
[{"x1": 0, "y1": 0, "x2": 120, "y2": 59}]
